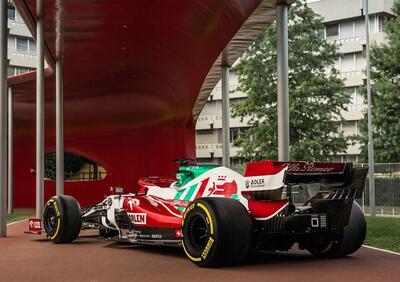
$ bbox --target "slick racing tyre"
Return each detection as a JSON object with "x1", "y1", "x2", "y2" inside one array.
[
  {"x1": 43, "y1": 195, "x2": 82, "y2": 243},
  {"x1": 182, "y1": 198, "x2": 252, "y2": 267},
  {"x1": 309, "y1": 202, "x2": 366, "y2": 258}
]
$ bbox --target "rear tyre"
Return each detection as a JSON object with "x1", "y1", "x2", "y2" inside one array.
[
  {"x1": 309, "y1": 202, "x2": 366, "y2": 258},
  {"x1": 43, "y1": 195, "x2": 82, "y2": 243},
  {"x1": 182, "y1": 198, "x2": 252, "y2": 267}
]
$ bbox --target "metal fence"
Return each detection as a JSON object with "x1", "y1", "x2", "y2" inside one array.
[{"x1": 357, "y1": 163, "x2": 400, "y2": 216}]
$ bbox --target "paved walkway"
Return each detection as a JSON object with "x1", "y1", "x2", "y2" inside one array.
[{"x1": 0, "y1": 220, "x2": 399, "y2": 282}]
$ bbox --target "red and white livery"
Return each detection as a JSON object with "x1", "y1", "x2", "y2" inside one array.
[{"x1": 41, "y1": 160, "x2": 368, "y2": 267}]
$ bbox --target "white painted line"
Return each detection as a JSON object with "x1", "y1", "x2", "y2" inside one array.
[
  {"x1": 6, "y1": 219, "x2": 27, "y2": 226},
  {"x1": 363, "y1": 245, "x2": 400, "y2": 256}
]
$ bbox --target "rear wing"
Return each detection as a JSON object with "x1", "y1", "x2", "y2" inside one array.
[{"x1": 245, "y1": 161, "x2": 368, "y2": 198}]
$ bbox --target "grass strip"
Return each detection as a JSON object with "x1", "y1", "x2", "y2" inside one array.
[{"x1": 365, "y1": 216, "x2": 400, "y2": 253}]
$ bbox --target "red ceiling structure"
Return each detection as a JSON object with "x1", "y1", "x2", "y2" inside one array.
[{"x1": 9, "y1": 0, "x2": 277, "y2": 207}]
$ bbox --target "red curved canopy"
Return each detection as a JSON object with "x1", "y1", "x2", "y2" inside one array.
[{"x1": 10, "y1": 0, "x2": 277, "y2": 207}]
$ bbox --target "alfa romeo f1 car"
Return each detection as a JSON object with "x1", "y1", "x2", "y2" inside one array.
[{"x1": 42, "y1": 160, "x2": 368, "y2": 267}]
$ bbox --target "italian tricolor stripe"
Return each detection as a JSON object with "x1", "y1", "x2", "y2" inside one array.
[
  {"x1": 174, "y1": 188, "x2": 185, "y2": 200},
  {"x1": 183, "y1": 184, "x2": 198, "y2": 201},
  {"x1": 173, "y1": 178, "x2": 210, "y2": 203},
  {"x1": 194, "y1": 178, "x2": 209, "y2": 199}
]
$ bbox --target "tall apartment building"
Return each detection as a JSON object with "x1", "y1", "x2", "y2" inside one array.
[
  {"x1": 7, "y1": 1, "x2": 36, "y2": 76},
  {"x1": 195, "y1": 0, "x2": 395, "y2": 165}
]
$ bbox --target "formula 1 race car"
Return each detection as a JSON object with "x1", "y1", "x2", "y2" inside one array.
[{"x1": 42, "y1": 160, "x2": 368, "y2": 267}]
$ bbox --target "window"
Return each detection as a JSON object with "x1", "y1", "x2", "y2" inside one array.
[
  {"x1": 29, "y1": 39, "x2": 36, "y2": 54},
  {"x1": 346, "y1": 87, "x2": 357, "y2": 105},
  {"x1": 334, "y1": 58, "x2": 341, "y2": 71},
  {"x1": 217, "y1": 129, "x2": 222, "y2": 143},
  {"x1": 342, "y1": 121, "x2": 357, "y2": 137},
  {"x1": 331, "y1": 156, "x2": 342, "y2": 163},
  {"x1": 340, "y1": 21, "x2": 354, "y2": 39},
  {"x1": 197, "y1": 129, "x2": 213, "y2": 135},
  {"x1": 16, "y1": 67, "x2": 29, "y2": 75},
  {"x1": 8, "y1": 35, "x2": 15, "y2": 50},
  {"x1": 230, "y1": 98, "x2": 245, "y2": 107},
  {"x1": 341, "y1": 53, "x2": 356, "y2": 72},
  {"x1": 14, "y1": 37, "x2": 37, "y2": 54},
  {"x1": 230, "y1": 158, "x2": 246, "y2": 167},
  {"x1": 7, "y1": 66, "x2": 15, "y2": 77},
  {"x1": 355, "y1": 52, "x2": 365, "y2": 71},
  {"x1": 229, "y1": 128, "x2": 249, "y2": 143},
  {"x1": 343, "y1": 155, "x2": 358, "y2": 163},
  {"x1": 318, "y1": 28, "x2": 324, "y2": 39},
  {"x1": 7, "y1": 66, "x2": 35, "y2": 76},
  {"x1": 369, "y1": 15, "x2": 376, "y2": 33},
  {"x1": 326, "y1": 23, "x2": 339, "y2": 38},
  {"x1": 45, "y1": 152, "x2": 107, "y2": 182},
  {"x1": 379, "y1": 15, "x2": 386, "y2": 32},
  {"x1": 230, "y1": 128, "x2": 240, "y2": 143},
  {"x1": 16, "y1": 37, "x2": 28, "y2": 52},
  {"x1": 355, "y1": 19, "x2": 365, "y2": 36},
  {"x1": 355, "y1": 16, "x2": 377, "y2": 36},
  {"x1": 7, "y1": 3, "x2": 15, "y2": 20}
]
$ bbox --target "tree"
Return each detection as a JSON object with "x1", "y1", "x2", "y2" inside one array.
[
  {"x1": 232, "y1": 0, "x2": 350, "y2": 161},
  {"x1": 359, "y1": 0, "x2": 400, "y2": 163}
]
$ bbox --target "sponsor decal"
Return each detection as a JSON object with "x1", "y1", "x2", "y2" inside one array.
[
  {"x1": 127, "y1": 212, "x2": 147, "y2": 225},
  {"x1": 175, "y1": 229, "x2": 182, "y2": 237},
  {"x1": 170, "y1": 200, "x2": 189, "y2": 208},
  {"x1": 207, "y1": 180, "x2": 238, "y2": 198},
  {"x1": 201, "y1": 237, "x2": 214, "y2": 259},
  {"x1": 245, "y1": 178, "x2": 265, "y2": 189},
  {"x1": 276, "y1": 162, "x2": 346, "y2": 175},
  {"x1": 183, "y1": 203, "x2": 195, "y2": 220},
  {"x1": 189, "y1": 166, "x2": 202, "y2": 170},
  {"x1": 29, "y1": 219, "x2": 41, "y2": 231},
  {"x1": 127, "y1": 198, "x2": 140, "y2": 210}
]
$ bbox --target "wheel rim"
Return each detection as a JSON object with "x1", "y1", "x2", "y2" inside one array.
[
  {"x1": 187, "y1": 214, "x2": 209, "y2": 251},
  {"x1": 43, "y1": 205, "x2": 58, "y2": 236}
]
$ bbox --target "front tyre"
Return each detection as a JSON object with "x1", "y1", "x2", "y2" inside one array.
[
  {"x1": 309, "y1": 202, "x2": 366, "y2": 258},
  {"x1": 43, "y1": 195, "x2": 82, "y2": 243},
  {"x1": 182, "y1": 198, "x2": 252, "y2": 267}
]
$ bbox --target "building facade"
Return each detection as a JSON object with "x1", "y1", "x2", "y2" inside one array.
[
  {"x1": 7, "y1": 1, "x2": 36, "y2": 76},
  {"x1": 195, "y1": 0, "x2": 395, "y2": 165}
]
